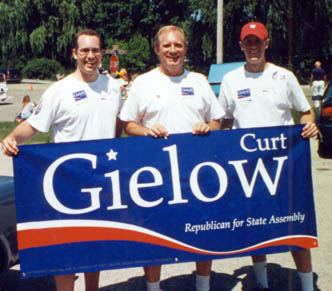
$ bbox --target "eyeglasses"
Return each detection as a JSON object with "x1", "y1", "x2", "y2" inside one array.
[{"x1": 77, "y1": 47, "x2": 102, "y2": 55}]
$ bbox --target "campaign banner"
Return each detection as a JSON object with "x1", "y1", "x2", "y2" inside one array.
[{"x1": 13, "y1": 125, "x2": 318, "y2": 278}]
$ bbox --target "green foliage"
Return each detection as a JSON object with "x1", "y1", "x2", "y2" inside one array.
[
  {"x1": 185, "y1": 0, "x2": 217, "y2": 74},
  {"x1": 104, "y1": 34, "x2": 152, "y2": 74},
  {"x1": 0, "y1": 0, "x2": 332, "y2": 78},
  {"x1": 30, "y1": 26, "x2": 47, "y2": 55},
  {"x1": 22, "y1": 58, "x2": 63, "y2": 80}
]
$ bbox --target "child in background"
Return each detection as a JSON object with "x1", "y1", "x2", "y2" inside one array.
[{"x1": 15, "y1": 95, "x2": 35, "y2": 122}]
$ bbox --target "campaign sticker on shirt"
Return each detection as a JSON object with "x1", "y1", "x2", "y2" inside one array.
[
  {"x1": 272, "y1": 71, "x2": 286, "y2": 80},
  {"x1": 181, "y1": 87, "x2": 194, "y2": 96},
  {"x1": 237, "y1": 88, "x2": 251, "y2": 99},
  {"x1": 73, "y1": 90, "x2": 87, "y2": 102}
]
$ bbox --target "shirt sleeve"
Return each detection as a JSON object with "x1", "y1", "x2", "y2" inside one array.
[{"x1": 27, "y1": 86, "x2": 57, "y2": 133}]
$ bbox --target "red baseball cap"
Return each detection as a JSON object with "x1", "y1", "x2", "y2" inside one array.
[{"x1": 240, "y1": 22, "x2": 268, "y2": 40}]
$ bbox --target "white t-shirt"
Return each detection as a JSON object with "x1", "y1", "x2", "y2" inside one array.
[
  {"x1": 28, "y1": 74, "x2": 122, "y2": 143},
  {"x1": 120, "y1": 68, "x2": 224, "y2": 133},
  {"x1": 219, "y1": 63, "x2": 311, "y2": 129}
]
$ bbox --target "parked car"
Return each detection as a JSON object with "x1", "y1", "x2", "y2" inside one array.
[
  {"x1": 207, "y1": 62, "x2": 245, "y2": 96},
  {"x1": 0, "y1": 68, "x2": 22, "y2": 83},
  {"x1": 0, "y1": 176, "x2": 18, "y2": 272},
  {"x1": 0, "y1": 73, "x2": 8, "y2": 102},
  {"x1": 317, "y1": 83, "x2": 332, "y2": 158}
]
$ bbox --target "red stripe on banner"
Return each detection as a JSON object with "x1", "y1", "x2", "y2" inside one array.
[
  {"x1": 259, "y1": 237, "x2": 318, "y2": 249},
  {"x1": 18, "y1": 227, "x2": 318, "y2": 255},
  {"x1": 18, "y1": 227, "x2": 202, "y2": 252}
]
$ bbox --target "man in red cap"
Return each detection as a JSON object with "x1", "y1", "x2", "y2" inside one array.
[{"x1": 219, "y1": 22, "x2": 317, "y2": 291}]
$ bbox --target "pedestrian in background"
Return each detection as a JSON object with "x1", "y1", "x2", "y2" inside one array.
[{"x1": 310, "y1": 61, "x2": 327, "y2": 108}]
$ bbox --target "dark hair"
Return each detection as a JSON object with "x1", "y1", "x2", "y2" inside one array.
[
  {"x1": 73, "y1": 29, "x2": 103, "y2": 49},
  {"x1": 154, "y1": 25, "x2": 187, "y2": 49}
]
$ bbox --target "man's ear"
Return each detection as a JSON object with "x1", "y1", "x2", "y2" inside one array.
[
  {"x1": 265, "y1": 38, "x2": 270, "y2": 49},
  {"x1": 72, "y1": 48, "x2": 78, "y2": 60},
  {"x1": 239, "y1": 41, "x2": 243, "y2": 51},
  {"x1": 154, "y1": 45, "x2": 160, "y2": 56}
]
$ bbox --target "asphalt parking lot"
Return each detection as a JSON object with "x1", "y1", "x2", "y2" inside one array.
[{"x1": 0, "y1": 83, "x2": 331, "y2": 290}]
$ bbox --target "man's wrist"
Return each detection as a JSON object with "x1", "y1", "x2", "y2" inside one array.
[{"x1": 144, "y1": 127, "x2": 150, "y2": 136}]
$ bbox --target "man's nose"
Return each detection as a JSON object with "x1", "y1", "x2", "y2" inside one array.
[
  {"x1": 169, "y1": 45, "x2": 176, "y2": 53},
  {"x1": 87, "y1": 49, "x2": 95, "y2": 57}
]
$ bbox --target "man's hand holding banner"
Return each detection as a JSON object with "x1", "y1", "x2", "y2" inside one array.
[{"x1": 13, "y1": 125, "x2": 318, "y2": 278}]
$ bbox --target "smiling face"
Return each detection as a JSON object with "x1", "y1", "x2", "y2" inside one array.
[
  {"x1": 154, "y1": 28, "x2": 187, "y2": 77},
  {"x1": 72, "y1": 34, "x2": 103, "y2": 82},
  {"x1": 240, "y1": 35, "x2": 270, "y2": 72}
]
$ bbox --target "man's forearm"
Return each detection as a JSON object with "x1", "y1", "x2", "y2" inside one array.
[
  {"x1": 299, "y1": 109, "x2": 315, "y2": 124},
  {"x1": 207, "y1": 120, "x2": 221, "y2": 131},
  {"x1": 8, "y1": 120, "x2": 38, "y2": 144},
  {"x1": 124, "y1": 121, "x2": 149, "y2": 136}
]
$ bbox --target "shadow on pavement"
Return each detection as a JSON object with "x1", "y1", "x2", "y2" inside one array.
[
  {"x1": 0, "y1": 263, "x2": 320, "y2": 290},
  {"x1": 100, "y1": 263, "x2": 320, "y2": 291},
  {"x1": 233, "y1": 263, "x2": 320, "y2": 291}
]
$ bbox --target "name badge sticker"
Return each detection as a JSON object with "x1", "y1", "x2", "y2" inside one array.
[
  {"x1": 237, "y1": 88, "x2": 251, "y2": 100},
  {"x1": 73, "y1": 90, "x2": 87, "y2": 102},
  {"x1": 181, "y1": 87, "x2": 194, "y2": 96}
]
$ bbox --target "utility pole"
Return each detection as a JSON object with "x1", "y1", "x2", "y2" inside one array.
[{"x1": 217, "y1": 0, "x2": 223, "y2": 64}]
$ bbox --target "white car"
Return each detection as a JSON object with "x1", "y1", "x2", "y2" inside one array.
[{"x1": 0, "y1": 73, "x2": 8, "y2": 102}]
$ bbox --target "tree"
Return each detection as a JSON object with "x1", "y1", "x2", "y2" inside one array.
[
  {"x1": 185, "y1": 0, "x2": 218, "y2": 74},
  {"x1": 0, "y1": 1, "x2": 32, "y2": 67},
  {"x1": 95, "y1": 0, "x2": 191, "y2": 69},
  {"x1": 0, "y1": 0, "x2": 332, "y2": 80}
]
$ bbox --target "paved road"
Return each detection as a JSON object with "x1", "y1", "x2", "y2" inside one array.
[
  {"x1": 0, "y1": 82, "x2": 51, "y2": 123},
  {"x1": 0, "y1": 83, "x2": 331, "y2": 290}
]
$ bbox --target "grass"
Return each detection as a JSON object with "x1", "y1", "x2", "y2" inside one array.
[
  {"x1": 0, "y1": 122, "x2": 52, "y2": 144},
  {"x1": 0, "y1": 122, "x2": 128, "y2": 144}
]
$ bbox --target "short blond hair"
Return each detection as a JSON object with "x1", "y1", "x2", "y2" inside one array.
[{"x1": 154, "y1": 25, "x2": 187, "y2": 49}]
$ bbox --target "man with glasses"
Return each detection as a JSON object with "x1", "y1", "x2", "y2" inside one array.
[{"x1": 1, "y1": 29, "x2": 123, "y2": 291}]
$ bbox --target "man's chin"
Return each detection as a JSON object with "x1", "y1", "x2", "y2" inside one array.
[
  {"x1": 84, "y1": 66, "x2": 97, "y2": 72},
  {"x1": 248, "y1": 57, "x2": 259, "y2": 62},
  {"x1": 166, "y1": 61, "x2": 181, "y2": 67}
]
